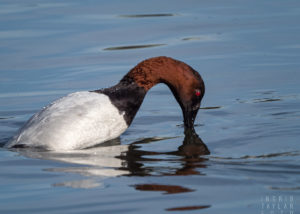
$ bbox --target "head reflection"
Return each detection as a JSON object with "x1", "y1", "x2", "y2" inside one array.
[{"x1": 118, "y1": 129, "x2": 210, "y2": 176}]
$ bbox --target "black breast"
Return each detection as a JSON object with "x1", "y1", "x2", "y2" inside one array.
[{"x1": 93, "y1": 77, "x2": 146, "y2": 126}]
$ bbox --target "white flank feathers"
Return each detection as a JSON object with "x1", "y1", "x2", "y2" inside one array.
[{"x1": 6, "y1": 91, "x2": 128, "y2": 150}]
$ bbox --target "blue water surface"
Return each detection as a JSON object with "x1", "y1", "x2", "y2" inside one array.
[{"x1": 1, "y1": 0, "x2": 300, "y2": 213}]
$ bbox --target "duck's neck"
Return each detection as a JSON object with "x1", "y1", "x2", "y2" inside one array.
[
  {"x1": 122, "y1": 57, "x2": 194, "y2": 109},
  {"x1": 124, "y1": 56, "x2": 193, "y2": 91},
  {"x1": 96, "y1": 75, "x2": 146, "y2": 126},
  {"x1": 95, "y1": 57, "x2": 195, "y2": 126}
]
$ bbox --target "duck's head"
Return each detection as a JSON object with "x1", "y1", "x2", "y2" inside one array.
[
  {"x1": 124, "y1": 56, "x2": 205, "y2": 129},
  {"x1": 174, "y1": 70, "x2": 205, "y2": 129},
  {"x1": 165, "y1": 61, "x2": 205, "y2": 129}
]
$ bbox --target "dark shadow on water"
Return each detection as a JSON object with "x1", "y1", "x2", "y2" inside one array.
[
  {"x1": 236, "y1": 97, "x2": 282, "y2": 104},
  {"x1": 103, "y1": 44, "x2": 165, "y2": 51},
  {"x1": 166, "y1": 205, "x2": 211, "y2": 212},
  {"x1": 200, "y1": 106, "x2": 222, "y2": 110},
  {"x1": 253, "y1": 98, "x2": 281, "y2": 103},
  {"x1": 0, "y1": 117, "x2": 13, "y2": 120},
  {"x1": 119, "y1": 13, "x2": 176, "y2": 18}
]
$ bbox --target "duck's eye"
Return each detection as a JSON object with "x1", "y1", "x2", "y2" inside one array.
[{"x1": 195, "y1": 89, "x2": 201, "y2": 97}]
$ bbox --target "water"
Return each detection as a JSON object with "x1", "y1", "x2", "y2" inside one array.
[{"x1": 1, "y1": 0, "x2": 300, "y2": 213}]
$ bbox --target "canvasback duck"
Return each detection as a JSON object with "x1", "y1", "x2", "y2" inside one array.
[{"x1": 6, "y1": 56, "x2": 205, "y2": 151}]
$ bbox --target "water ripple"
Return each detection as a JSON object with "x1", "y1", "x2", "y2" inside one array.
[
  {"x1": 103, "y1": 44, "x2": 165, "y2": 51},
  {"x1": 119, "y1": 13, "x2": 176, "y2": 18},
  {"x1": 166, "y1": 205, "x2": 211, "y2": 212},
  {"x1": 269, "y1": 186, "x2": 300, "y2": 191},
  {"x1": 200, "y1": 106, "x2": 222, "y2": 110},
  {"x1": 253, "y1": 98, "x2": 281, "y2": 103},
  {"x1": 211, "y1": 151, "x2": 300, "y2": 160}
]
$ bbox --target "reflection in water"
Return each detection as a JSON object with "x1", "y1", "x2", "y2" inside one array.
[
  {"x1": 53, "y1": 179, "x2": 101, "y2": 189},
  {"x1": 134, "y1": 184, "x2": 193, "y2": 194},
  {"x1": 118, "y1": 129, "x2": 209, "y2": 176},
  {"x1": 127, "y1": 130, "x2": 211, "y2": 210},
  {"x1": 179, "y1": 129, "x2": 210, "y2": 156},
  {"x1": 18, "y1": 143, "x2": 130, "y2": 177},
  {"x1": 12, "y1": 129, "x2": 209, "y2": 189}
]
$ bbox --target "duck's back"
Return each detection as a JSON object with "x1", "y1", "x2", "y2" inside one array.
[{"x1": 6, "y1": 91, "x2": 128, "y2": 150}]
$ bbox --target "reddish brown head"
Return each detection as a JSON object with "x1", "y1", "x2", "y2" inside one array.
[{"x1": 125, "y1": 56, "x2": 205, "y2": 129}]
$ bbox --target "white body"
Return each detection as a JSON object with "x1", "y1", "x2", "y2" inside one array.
[{"x1": 6, "y1": 91, "x2": 128, "y2": 151}]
